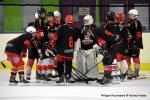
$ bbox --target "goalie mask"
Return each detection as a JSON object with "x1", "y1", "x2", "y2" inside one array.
[{"x1": 83, "y1": 15, "x2": 94, "y2": 26}]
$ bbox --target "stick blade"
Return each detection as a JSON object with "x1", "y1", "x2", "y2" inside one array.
[{"x1": 1, "y1": 62, "x2": 6, "y2": 68}]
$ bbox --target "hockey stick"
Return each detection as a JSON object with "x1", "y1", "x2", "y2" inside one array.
[
  {"x1": 72, "y1": 67, "x2": 89, "y2": 84},
  {"x1": 72, "y1": 67, "x2": 89, "y2": 79},
  {"x1": 127, "y1": 66, "x2": 147, "y2": 80},
  {"x1": 72, "y1": 69, "x2": 85, "y2": 81},
  {"x1": 0, "y1": 60, "x2": 7, "y2": 68},
  {"x1": 72, "y1": 66, "x2": 104, "y2": 83},
  {"x1": 46, "y1": 49, "x2": 56, "y2": 57},
  {"x1": 128, "y1": 74, "x2": 147, "y2": 80}
]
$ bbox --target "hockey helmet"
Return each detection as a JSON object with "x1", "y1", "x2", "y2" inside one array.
[
  {"x1": 106, "y1": 11, "x2": 116, "y2": 21},
  {"x1": 26, "y1": 26, "x2": 36, "y2": 34},
  {"x1": 116, "y1": 12, "x2": 126, "y2": 21},
  {"x1": 128, "y1": 9, "x2": 138, "y2": 16},
  {"x1": 83, "y1": 15, "x2": 94, "y2": 25},
  {"x1": 54, "y1": 11, "x2": 61, "y2": 17},
  {"x1": 36, "y1": 7, "x2": 46, "y2": 19},
  {"x1": 65, "y1": 15, "x2": 74, "y2": 24},
  {"x1": 128, "y1": 9, "x2": 138, "y2": 19},
  {"x1": 37, "y1": 7, "x2": 46, "y2": 14},
  {"x1": 47, "y1": 12, "x2": 54, "y2": 17}
]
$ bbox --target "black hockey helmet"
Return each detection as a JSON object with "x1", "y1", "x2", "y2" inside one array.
[
  {"x1": 105, "y1": 11, "x2": 116, "y2": 21},
  {"x1": 37, "y1": 7, "x2": 46, "y2": 19},
  {"x1": 47, "y1": 12, "x2": 54, "y2": 17},
  {"x1": 37, "y1": 7, "x2": 46, "y2": 14}
]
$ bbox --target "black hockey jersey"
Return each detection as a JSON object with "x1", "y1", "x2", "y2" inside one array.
[
  {"x1": 5, "y1": 33, "x2": 32, "y2": 55},
  {"x1": 31, "y1": 39, "x2": 50, "y2": 59},
  {"x1": 56, "y1": 24, "x2": 79, "y2": 57},
  {"x1": 34, "y1": 19, "x2": 48, "y2": 42},
  {"x1": 34, "y1": 19, "x2": 46, "y2": 30},
  {"x1": 46, "y1": 22, "x2": 58, "y2": 40},
  {"x1": 128, "y1": 19, "x2": 143, "y2": 49},
  {"x1": 96, "y1": 23, "x2": 121, "y2": 49},
  {"x1": 118, "y1": 23, "x2": 131, "y2": 55},
  {"x1": 79, "y1": 24, "x2": 97, "y2": 50}
]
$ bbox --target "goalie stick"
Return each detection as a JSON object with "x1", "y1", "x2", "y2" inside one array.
[
  {"x1": 80, "y1": 60, "x2": 102, "y2": 78},
  {"x1": 72, "y1": 60, "x2": 103, "y2": 84}
]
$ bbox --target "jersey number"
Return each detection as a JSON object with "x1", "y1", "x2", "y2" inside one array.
[{"x1": 69, "y1": 36, "x2": 73, "y2": 48}]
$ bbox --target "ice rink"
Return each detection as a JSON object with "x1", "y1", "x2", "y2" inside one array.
[{"x1": 0, "y1": 70, "x2": 150, "y2": 100}]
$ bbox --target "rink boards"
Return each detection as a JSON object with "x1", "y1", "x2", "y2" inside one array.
[{"x1": 0, "y1": 33, "x2": 150, "y2": 71}]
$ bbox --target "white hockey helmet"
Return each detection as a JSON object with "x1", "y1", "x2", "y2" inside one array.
[
  {"x1": 26, "y1": 26, "x2": 36, "y2": 34},
  {"x1": 128, "y1": 9, "x2": 139, "y2": 18},
  {"x1": 54, "y1": 11, "x2": 61, "y2": 17},
  {"x1": 83, "y1": 15, "x2": 94, "y2": 25}
]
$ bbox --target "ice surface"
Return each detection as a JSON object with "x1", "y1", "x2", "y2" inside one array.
[{"x1": 0, "y1": 70, "x2": 150, "y2": 100}]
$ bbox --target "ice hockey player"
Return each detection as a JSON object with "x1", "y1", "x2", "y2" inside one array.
[
  {"x1": 5, "y1": 26, "x2": 36, "y2": 84},
  {"x1": 46, "y1": 12, "x2": 55, "y2": 33},
  {"x1": 55, "y1": 15, "x2": 79, "y2": 83},
  {"x1": 97, "y1": 11, "x2": 123, "y2": 85},
  {"x1": 25, "y1": 21, "x2": 39, "y2": 80},
  {"x1": 26, "y1": 8, "x2": 47, "y2": 80},
  {"x1": 127, "y1": 9, "x2": 143, "y2": 78},
  {"x1": 45, "y1": 12, "x2": 58, "y2": 78},
  {"x1": 74, "y1": 15, "x2": 99, "y2": 82},
  {"x1": 116, "y1": 12, "x2": 130, "y2": 82},
  {"x1": 53, "y1": 11, "x2": 65, "y2": 29},
  {"x1": 32, "y1": 28, "x2": 52, "y2": 82}
]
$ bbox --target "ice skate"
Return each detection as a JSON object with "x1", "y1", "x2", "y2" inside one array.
[
  {"x1": 99, "y1": 77, "x2": 111, "y2": 85},
  {"x1": 56, "y1": 77, "x2": 64, "y2": 84},
  {"x1": 9, "y1": 79, "x2": 19, "y2": 85},
  {"x1": 41, "y1": 74, "x2": 52, "y2": 82},
  {"x1": 26, "y1": 74, "x2": 31, "y2": 80},
  {"x1": 19, "y1": 78, "x2": 30, "y2": 86}
]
